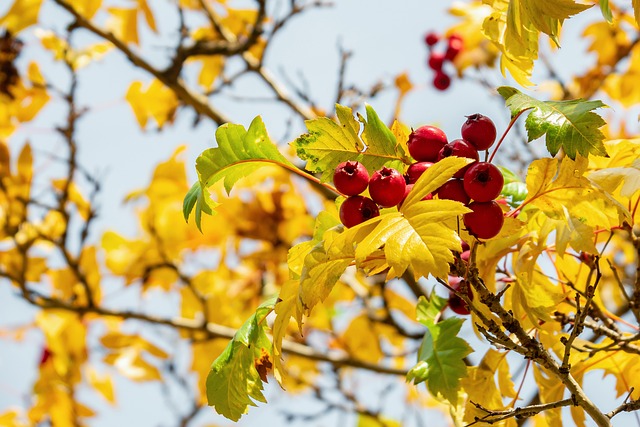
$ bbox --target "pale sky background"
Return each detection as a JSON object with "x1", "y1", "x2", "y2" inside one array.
[{"x1": 0, "y1": 1, "x2": 635, "y2": 426}]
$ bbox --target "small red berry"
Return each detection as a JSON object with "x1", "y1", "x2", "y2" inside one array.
[
  {"x1": 399, "y1": 183, "x2": 414, "y2": 208},
  {"x1": 428, "y1": 52, "x2": 445, "y2": 71},
  {"x1": 461, "y1": 114, "x2": 497, "y2": 151},
  {"x1": 436, "y1": 179, "x2": 470, "y2": 204},
  {"x1": 448, "y1": 276, "x2": 473, "y2": 315},
  {"x1": 408, "y1": 126, "x2": 448, "y2": 162},
  {"x1": 461, "y1": 240, "x2": 470, "y2": 252},
  {"x1": 433, "y1": 71, "x2": 451, "y2": 91},
  {"x1": 463, "y1": 162, "x2": 504, "y2": 202},
  {"x1": 339, "y1": 195, "x2": 380, "y2": 228},
  {"x1": 445, "y1": 36, "x2": 464, "y2": 61},
  {"x1": 333, "y1": 161, "x2": 369, "y2": 196},
  {"x1": 424, "y1": 32, "x2": 440, "y2": 46},
  {"x1": 39, "y1": 347, "x2": 52, "y2": 366},
  {"x1": 463, "y1": 200, "x2": 504, "y2": 239},
  {"x1": 438, "y1": 139, "x2": 479, "y2": 178},
  {"x1": 405, "y1": 161, "x2": 433, "y2": 184},
  {"x1": 369, "y1": 167, "x2": 406, "y2": 207},
  {"x1": 460, "y1": 250, "x2": 470, "y2": 263}
]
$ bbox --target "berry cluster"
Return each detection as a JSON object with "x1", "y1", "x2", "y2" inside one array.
[
  {"x1": 424, "y1": 31, "x2": 463, "y2": 91},
  {"x1": 335, "y1": 114, "x2": 505, "y2": 242},
  {"x1": 408, "y1": 114, "x2": 505, "y2": 240}
]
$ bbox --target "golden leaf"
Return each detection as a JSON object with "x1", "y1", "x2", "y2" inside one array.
[
  {"x1": 0, "y1": 0, "x2": 43, "y2": 34},
  {"x1": 125, "y1": 79, "x2": 179, "y2": 129}
]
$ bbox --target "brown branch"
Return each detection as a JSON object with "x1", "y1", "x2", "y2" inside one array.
[
  {"x1": 52, "y1": 0, "x2": 232, "y2": 126},
  {"x1": 468, "y1": 398, "x2": 575, "y2": 426}
]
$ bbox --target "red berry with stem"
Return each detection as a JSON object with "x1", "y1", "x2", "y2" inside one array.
[
  {"x1": 405, "y1": 161, "x2": 433, "y2": 184},
  {"x1": 333, "y1": 161, "x2": 369, "y2": 196},
  {"x1": 461, "y1": 113, "x2": 497, "y2": 151},
  {"x1": 433, "y1": 71, "x2": 451, "y2": 91},
  {"x1": 428, "y1": 52, "x2": 445, "y2": 71},
  {"x1": 425, "y1": 32, "x2": 440, "y2": 46},
  {"x1": 463, "y1": 200, "x2": 504, "y2": 239},
  {"x1": 369, "y1": 167, "x2": 406, "y2": 207},
  {"x1": 399, "y1": 183, "x2": 413, "y2": 208},
  {"x1": 448, "y1": 276, "x2": 473, "y2": 315},
  {"x1": 436, "y1": 179, "x2": 470, "y2": 204},
  {"x1": 445, "y1": 36, "x2": 464, "y2": 60},
  {"x1": 463, "y1": 162, "x2": 504, "y2": 202},
  {"x1": 339, "y1": 195, "x2": 380, "y2": 228},
  {"x1": 438, "y1": 139, "x2": 479, "y2": 178},
  {"x1": 408, "y1": 126, "x2": 448, "y2": 162}
]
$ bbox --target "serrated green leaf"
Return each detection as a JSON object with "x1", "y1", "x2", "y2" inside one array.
[
  {"x1": 408, "y1": 317, "x2": 472, "y2": 404},
  {"x1": 416, "y1": 295, "x2": 448, "y2": 328},
  {"x1": 206, "y1": 298, "x2": 276, "y2": 421},
  {"x1": 599, "y1": 0, "x2": 612, "y2": 22},
  {"x1": 498, "y1": 86, "x2": 608, "y2": 159},
  {"x1": 184, "y1": 116, "x2": 294, "y2": 229},
  {"x1": 292, "y1": 104, "x2": 405, "y2": 182},
  {"x1": 502, "y1": 182, "x2": 528, "y2": 207}
]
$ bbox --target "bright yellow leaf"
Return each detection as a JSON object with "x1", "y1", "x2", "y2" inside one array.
[
  {"x1": 68, "y1": 0, "x2": 101, "y2": 20},
  {"x1": 87, "y1": 368, "x2": 116, "y2": 404},
  {"x1": 107, "y1": 8, "x2": 139, "y2": 45},
  {"x1": 125, "y1": 79, "x2": 179, "y2": 129},
  {"x1": 0, "y1": 0, "x2": 43, "y2": 34}
]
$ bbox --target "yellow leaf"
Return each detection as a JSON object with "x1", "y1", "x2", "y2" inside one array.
[
  {"x1": 192, "y1": 55, "x2": 225, "y2": 90},
  {"x1": 137, "y1": 0, "x2": 157, "y2": 32},
  {"x1": 87, "y1": 368, "x2": 116, "y2": 404},
  {"x1": 125, "y1": 79, "x2": 179, "y2": 129},
  {"x1": 0, "y1": 0, "x2": 43, "y2": 34},
  {"x1": 0, "y1": 410, "x2": 27, "y2": 427},
  {"x1": 104, "y1": 348, "x2": 163, "y2": 382},
  {"x1": 67, "y1": 0, "x2": 101, "y2": 19},
  {"x1": 341, "y1": 314, "x2": 383, "y2": 363},
  {"x1": 583, "y1": 22, "x2": 630, "y2": 66},
  {"x1": 107, "y1": 8, "x2": 139, "y2": 45},
  {"x1": 12, "y1": 63, "x2": 50, "y2": 123}
]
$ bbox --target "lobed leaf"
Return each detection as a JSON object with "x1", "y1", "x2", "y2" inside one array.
[{"x1": 498, "y1": 86, "x2": 608, "y2": 159}]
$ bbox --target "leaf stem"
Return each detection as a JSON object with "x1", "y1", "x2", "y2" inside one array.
[{"x1": 488, "y1": 109, "x2": 531, "y2": 164}]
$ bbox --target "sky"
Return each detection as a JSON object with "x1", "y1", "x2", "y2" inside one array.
[{"x1": 0, "y1": 0, "x2": 633, "y2": 426}]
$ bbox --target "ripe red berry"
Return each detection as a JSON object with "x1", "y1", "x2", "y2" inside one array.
[
  {"x1": 405, "y1": 161, "x2": 433, "y2": 184},
  {"x1": 437, "y1": 139, "x2": 479, "y2": 178},
  {"x1": 424, "y1": 31, "x2": 440, "y2": 46},
  {"x1": 448, "y1": 276, "x2": 473, "y2": 315},
  {"x1": 433, "y1": 71, "x2": 451, "y2": 91},
  {"x1": 428, "y1": 52, "x2": 445, "y2": 71},
  {"x1": 39, "y1": 347, "x2": 52, "y2": 366},
  {"x1": 463, "y1": 162, "x2": 504, "y2": 202},
  {"x1": 408, "y1": 126, "x2": 448, "y2": 162},
  {"x1": 333, "y1": 161, "x2": 369, "y2": 196},
  {"x1": 463, "y1": 200, "x2": 504, "y2": 239},
  {"x1": 460, "y1": 250, "x2": 470, "y2": 263},
  {"x1": 369, "y1": 167, "x2": 406, "y2": 207},
  {"x1": 436, "y1": 179, "x2": 470, "y2": 204},
  {"x1": 461, "y1": 240, "x2": 470, "y2": 252},
  {"x1": 339, "y1": 195, "x2": 380, "y2": 228},
  {"x1": 399, "y1": 183, "x2": 413, "y2": 208},
  {"x1": 445, "y1": 36, "x2": 464, "y2": 61},
  {"x1": 461, "y1": 113, "x2": 497, "y2": 151}
]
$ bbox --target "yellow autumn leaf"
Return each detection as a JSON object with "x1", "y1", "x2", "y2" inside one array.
[
  {"x1": 448, "y1": 1, "x2": 499, "y2": 72},
  {"x1": 11, "y1": 63, "x2": 50, "y2": 124},
  {"x1": 107, "y1": 8, "x2": 139, "y2": 45},
  {"x1": 87, "y1": 368, "x2": 116, "y2": 404},
  {"x1": 104, "y1": 348, "x2": 163, "y2": 382},
  {"x1": 341, "y1": 314, "x2": 383, "y2": 363},
  {"x1": 0, "y1": 0, "x2": 43, "y2": 34},
  {"x1": 125, "y1": 79, "x2": 179, "y2": 129},
  {"x1": 603, "y1": 47, "x2": 640, "y2": 107},
  {"x1": 67, "y1": 0, "x2": 101, "y2": 19},
  {"x1": 190, "y1": 55, "x2": 225, "y2": 90},
  {"x1": 582, "y1": 21, "x2": 630, "y2": 66},
  {"x1": 137, "y1": 0, "x2": 157, "y2": 32},
  {"x1": 523, "y1": 156, "x2": 627, "y2": 230}
]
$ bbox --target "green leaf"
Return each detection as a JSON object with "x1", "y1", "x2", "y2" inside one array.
[
  {"x1": 501, "y1": 182, "x2": 528, "y2": 207},
  {"x1": 416, "y1": 295, "x2": 448, "y2": 328},
  {"x1": 498, "y1": 86, "x2": 608, "y2": 159},
  {"x1": 184, "y1": 116, "x2": 294, "y2": 229},
  {"x1": 599, "y1": 0, "x2": 612, "y2": 22},
  {"x1": 407, "y1": 318, "x2": 472, "y2": 404},
  {"x1": 206, "y1": 298, "x2": 276, "y2": 421},
  {"x1": 292, "y1": 104, "x2": 405, "y2": 182}
]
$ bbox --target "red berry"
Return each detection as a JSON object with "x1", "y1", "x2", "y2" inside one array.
[
  {"x1": 424, "y1": 32, "x2": 440, "y2": 46},
  {"x1": 437, "y1": 139, "x2": 479, "y2": 178},
  {"x1": 405, "y1": 161, "x2": 433, "y2": 184},
  {"x1": 408, "y1": 126, "x2": 448, "y2": 162},
  {"x1": 369, "y1": 167, "x2": 406, "y2": 207},
  {"x1": 460, "y1": 250, "x2": 470, "y2": 263},
  {"x1": 461, "y1": 113, "x2": 497, "y2": 151},
  {"x1": 339, "y1": 195, "x2": 380, "y2": 228},
  {"x1": 445, "y1": 36, "x2": 463, "y2": 60},
  {"x1": 39, "y1": 347, "x2": 52, "y2": 366},
  {"x1": 448, "y1": 276, "x2": 473, "y2": 315},
  {"x1": 436, "y1": 179, "x2": 470, "y2": 204},
  {"x1": 463, "y1": 162, "x2": 504, "y2": 202},
  {"x1": 428, "y1": 52, "x2": 445, "y2": 71},
  {"x1": 463, "y1": 201, "x2": 504, "y2": 239},
  {"x1": 333, "y1": 161, "x2": 369, "y2": 196},
  {"x1": 399, "y1": 183, "x2": 413, "y2": 208},
  {"x1": 433, "y1": 71, "x2": 451, "y2": 91},
  {"x1": 461, "y1": 240, "x2": 470, "y2": 252}
]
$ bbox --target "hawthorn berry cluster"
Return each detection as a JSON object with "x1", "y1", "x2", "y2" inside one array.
[{"x1": 424, "y1": 31, "x2": 463, "y2": 91}]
